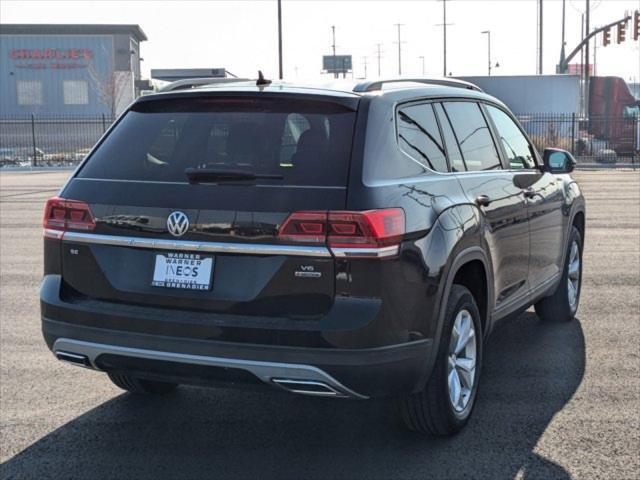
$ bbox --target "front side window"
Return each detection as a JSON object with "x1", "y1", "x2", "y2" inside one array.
[
  {"x1": 443, "y1": 101, "x2": 501, "y2": 172},
  {"x1": 397, "y1": 103, "x2": 448, "y2": 173},
  {"x1": 63, "y1": 80, "x2": 89, "y2": 105},
  {"x1": 486, "y1": 105, "x2": 536, "y2": 169},
  {"x1": 17, "y1": 81, "x2": 43, "y2": 106}
]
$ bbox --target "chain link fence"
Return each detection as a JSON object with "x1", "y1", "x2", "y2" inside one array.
[{"x1": 1, "y1": 113, "x2": 638, "y2": 169}]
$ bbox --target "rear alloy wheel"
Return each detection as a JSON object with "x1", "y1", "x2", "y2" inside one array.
[
  {"x1": 447, "y1": 309, "x2": 477, "y2": 413},
  {"x1": 397, "y1": 285, "x2": 483, "y2": 435},
  {"x1": 108, "y1": 372, "x2": 178, "y2": 394},
  {"x1": 535, "y1": 226, "x2": 583, "y2": 322}
]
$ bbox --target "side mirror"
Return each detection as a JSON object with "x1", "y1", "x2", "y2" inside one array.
[{"x1": 542, "y1": 148, "x2": 577, "y2": 173}]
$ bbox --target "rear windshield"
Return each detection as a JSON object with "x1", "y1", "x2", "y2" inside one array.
[{"x1": 78, "y1": 96, "x2": 357, "y2": 186}]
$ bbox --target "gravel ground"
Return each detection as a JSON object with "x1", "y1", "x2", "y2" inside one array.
[{"x1": 0, "y1": 170, "x2": 638, "y2": 480}]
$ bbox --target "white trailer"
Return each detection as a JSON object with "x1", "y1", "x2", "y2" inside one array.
[{"x1": 457, "y1": 75, "x2": 581, "y2": 115}]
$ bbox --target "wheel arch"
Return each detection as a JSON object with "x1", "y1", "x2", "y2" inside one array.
[
  {"x1": 417, "y1": 246, "x2": 494, "y2": 390},
  {"x1": 572, "y1": 209, "x2": 585, "y2": 239}
]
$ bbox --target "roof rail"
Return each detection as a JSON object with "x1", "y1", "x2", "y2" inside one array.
[{"x1": 352, "y1": 78, "x2": 483, "y2": 93}]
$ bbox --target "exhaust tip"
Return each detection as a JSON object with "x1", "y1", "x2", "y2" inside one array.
[
  {"x1": 55, "y1": 351, "x2": 92, "y2": 368},
  {"x1": 271, "y1": 378, "x2": 347, "y2": 397}
]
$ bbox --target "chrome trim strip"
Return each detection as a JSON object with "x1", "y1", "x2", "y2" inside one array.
[
  {"x1": 331, "y1": 245, "x2": 399, "y2": 258},
  {"x1": 75, "y1": 178, "x2": 346, "y2": 190},
  {"x1": 44, "y1": 228, "x2": 64, "y2": 240},
  {"x1": 61, "y1": 231, "x2": 332, "y2": 258},
  {"x1": 53, "y1": 338, "x2": 367, "y2": 399}
]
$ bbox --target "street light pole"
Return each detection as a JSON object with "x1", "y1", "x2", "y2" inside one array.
[
  {"x1": 277, "y1": 0, "x2": 283, "y2": 79},
  {"x1": 418, "y1": 55, "x2": 425, "y2": 75},
  {"x1": 481, "y1": 30, "x2": 491, "y2": 76}
]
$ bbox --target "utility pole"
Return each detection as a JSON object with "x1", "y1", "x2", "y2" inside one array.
[
  {"x1": 481, "y1": 31, "x2": 491, "y2": 76},
  {"x1": 436, "y1": 0, "x2": 453, "y2": 76},
  {"x1": 580, "y1": 14, "x2": 584, "y2": 75},
  {"x1": 277, "y1": 0, "x2": 283, "y2": 79},
  {"x1": 537, "y1": 0, "x2": 543, "y2": 74},
  {"x1": 418, "y1": 55, "x2": 425, "y2": 75},
  {"x1": 394, "y1": 24, "x2": 404, "y2": 75},
  {"x1": 443, "y1": 0, "x2": 447, "y2": 76},
  {"x1": 375, "y1": 43, "x2": 383, "y2": 77},
  {"x1": 559, "y1": 0, "x2": 566, "y2": 71},
  {"x1": 363, "y1": 57, "x2": 368, "y2": 79},
  {"x1": 584, "y1": 0, "x2": 590, "y2": 114},
  {"x1": 593, "y1": 28, "x2": 597, "y2": 76},
  {"x1": 331, "y1": 25, "x2": 337, "y2": 79}
]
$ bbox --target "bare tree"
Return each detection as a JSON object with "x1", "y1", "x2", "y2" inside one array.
[{"x1": 86, "y1": 45, "x2": 129, "y2": 117}]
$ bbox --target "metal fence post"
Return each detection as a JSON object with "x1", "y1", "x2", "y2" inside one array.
[
  {"x1": 30, "y1": 113, "x2": 37, "y2": 167},
  {"x1": 101, "y1": 113, "x2": 106, "y2": 133},
  {"x1": 570, "y1": 112, "x2": 576, "y2": 156}
]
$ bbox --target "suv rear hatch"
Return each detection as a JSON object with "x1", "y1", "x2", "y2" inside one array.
[{"x1": 49, "y1": 92, "x2": 359, "y2": 318}]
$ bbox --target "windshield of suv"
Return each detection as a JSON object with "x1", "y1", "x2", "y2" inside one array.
[{"x1": 78, "y1": 96, "x2": 357, "y2": 186}]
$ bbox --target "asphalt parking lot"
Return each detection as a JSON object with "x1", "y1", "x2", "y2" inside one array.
[{"x1": 0, "y1": 169, "x2": 638, "y2": 479}]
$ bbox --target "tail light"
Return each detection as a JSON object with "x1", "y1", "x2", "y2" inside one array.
[
  {"x1": 278, "y1": 208, "x2": 405, "y2": 258},
  {"x1": 278, "y1": 211, "x2": 327, "y2": 243},
  {"x1": 43, "y1": 197, "x2": 96, "y2": 238}
]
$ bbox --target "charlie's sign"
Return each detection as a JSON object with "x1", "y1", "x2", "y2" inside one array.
[{"x1": 10, "y1": 48, "x2": 93, "y2": 61}]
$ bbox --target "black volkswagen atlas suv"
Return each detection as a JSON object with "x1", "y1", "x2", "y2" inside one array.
[{"x1": 41, "y1": 78, "x2": 585, "y2": 435}]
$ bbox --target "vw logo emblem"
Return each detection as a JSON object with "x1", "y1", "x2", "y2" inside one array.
[{"x1": 167, "y1": 211, "x2": 189, "y2": 237}]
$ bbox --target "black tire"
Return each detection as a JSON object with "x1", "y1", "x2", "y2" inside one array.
[
  {"x1": 396, "y1": 285, "x2": 483, "y2": 436},
  {"x1": 107, "y1": 372, "x2": 178, "y2": 394},
  {"x1": 535, "y1": 226, "x2": 583, "y2": 323}
]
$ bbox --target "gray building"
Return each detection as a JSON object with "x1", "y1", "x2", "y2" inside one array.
[
  {"x1": 0, "y1": 24, "x2": 147, "y2": 116},
  {"x1": 151, "y1": 68, "x2": 228, "y2": 82}
]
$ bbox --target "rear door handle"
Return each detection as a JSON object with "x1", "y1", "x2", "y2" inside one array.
[{"x1": 475, "y1": 194, "x2": 491, "y2": 207}]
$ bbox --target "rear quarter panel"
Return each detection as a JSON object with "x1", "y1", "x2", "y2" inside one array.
[{"x1": 332, "y1": 94, "x2": 488, "y2": 347}]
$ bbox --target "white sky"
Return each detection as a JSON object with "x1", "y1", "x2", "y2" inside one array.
[{"x1": 2, "y1": 0, "x2": 639, "y2": 82}]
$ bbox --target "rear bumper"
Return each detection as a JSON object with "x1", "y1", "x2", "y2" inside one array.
[
  {"x1": 44, "y1": 318, "x2": 432, "y2": 398},
  {"x1": 41, "y1": 275, "x2": 433, "y2": 398}
]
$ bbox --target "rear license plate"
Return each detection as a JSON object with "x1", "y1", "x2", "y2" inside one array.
[{"x1": 151, "y1": 252, "x2": 213, "y2": 291}]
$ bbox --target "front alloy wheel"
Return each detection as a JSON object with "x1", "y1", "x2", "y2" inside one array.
[
  {"x1": 567, "y1": 239, "x2": 581, "y2": 313},
  {"x1": 535, "y1": 225, "x2": 583, "y2": 322}
]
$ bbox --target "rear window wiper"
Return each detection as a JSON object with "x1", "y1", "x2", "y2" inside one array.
[{"x1": 185, "y1": 168, "x2": 284, "y2": 184}]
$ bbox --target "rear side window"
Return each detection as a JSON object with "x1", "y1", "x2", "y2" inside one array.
[
  {"x1": 433, "y1": 103, "x2": 464, "y2": 172},
  {"x1": 486, "y1": 105, "x2": 537, "y2": 169},
  {"x1": 397, "y1": 103, "x2": 449, "y2": 173},
  {"x1": 78, "y1": 97, "x2": 357, "y2": 186},
  {"x1": 443, "y1": 102, "x2": 501, "y2": 171}
]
